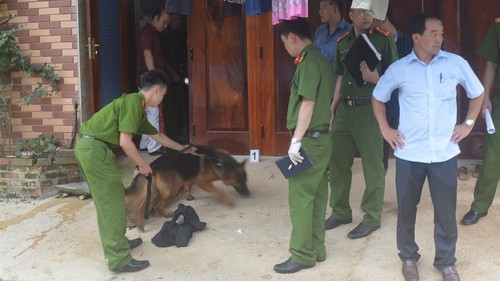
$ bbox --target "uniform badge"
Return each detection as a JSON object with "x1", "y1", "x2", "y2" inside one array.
[
  {"x1": 375, "y1": 27, "x2": 390, "y2": 37},
  {"x1": 294, "y1": 52, "x2": 306, "y2": 65},
  {"x1": 336, "y1": 32, "x2": 350, "y2": 43}
]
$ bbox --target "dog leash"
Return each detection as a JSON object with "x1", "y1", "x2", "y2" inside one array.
[
  {"x1": 144, "y1": 174, "x2": 153, "y2": 219},
  {"x1": 143, "y1": 144, "x2": 194, "y2": 220}
]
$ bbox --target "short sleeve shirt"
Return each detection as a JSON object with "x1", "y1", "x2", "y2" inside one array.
[
  {"x1": 333, "y1": 29, "x2": 399, "y2": 98},
  {"x1": 477, "y1": 20, "x2": 500, "y2": 89},
  {"x1": 373, "y1": 50, "x2": 484, "y2": 163},
  {"x1": 287, "y1": 44, "x2": 335, "y2": 130},
  {"x1": 314, "y1": 19, "x2": 352, "y2": 63},
  {"x1": 80, "y1": 92, "x2": 158, "y2": 146}
]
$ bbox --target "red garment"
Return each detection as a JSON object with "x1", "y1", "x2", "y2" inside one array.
[
  {"x1": 137, "y1": 23, "x2": 166, "y2": 134},
  {"x1": 136, "y1": 24, "x2": 166, "y2": 83}
]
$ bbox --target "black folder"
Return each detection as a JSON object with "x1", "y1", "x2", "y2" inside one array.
[
  {"x1": 342, "y1": 33, "x2": 382, "y2": 87},
  {"x1": 275, "y1": 148, "x2": 313, "y2": 179}
]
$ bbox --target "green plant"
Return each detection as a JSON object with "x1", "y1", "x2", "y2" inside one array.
[
  {"x1": 0, "y1": 24, "x2": 60, "y2": 156},
  {"x1": 15, "y1": 134, "x2": 58, "y2": 159}
]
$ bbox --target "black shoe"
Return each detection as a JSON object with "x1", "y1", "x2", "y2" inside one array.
[
  {"x1": 347, "y1": 223, "x2": 380, "y2": 239},
  {"x1": 148, "y1": 148, "x2": 165, "y2": 156},
  {"x1": 128, "y1": 238, "x2": 143, "y2": 249},
  {"x1": 274, "y1": 258, "x2": 314, "y2": 274},
  {"x1": 461, "y1": 209, "x2": 487, "y2": 225},
  {"x1": 139, "y1": 148, "x2": 147, "y2": 152},
  {"x1": 325, "y1": 214, "x2": 352, "y2": 230},
  {"x1": 113, "y1": 259, "x2": 150, "y2": 272}
]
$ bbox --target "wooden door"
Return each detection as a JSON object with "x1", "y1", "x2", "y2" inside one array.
[
  {"x1": 85, "y1": 0, "x2": 135, "y2": 115},
  {"x1": 264, "y1": 1, "x2": 322, "y2": 156},
  {"x1": 188, "y1": 1, "x2": 249, "y2": 154},
  {"x1": 457, "y1": 0, "x2": 500, "y2": 159},
  {"x1": 85, "y1": 0, "x2": 101, "y2": 114}
]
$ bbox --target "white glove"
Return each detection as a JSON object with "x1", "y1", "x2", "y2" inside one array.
[{"x1": 288, "y1": 138, "x2": 303, "y2": 165}]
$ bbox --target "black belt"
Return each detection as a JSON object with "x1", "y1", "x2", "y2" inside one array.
[
  {"x1": 289, "y1": 126, "x2": 330, "y2": 138},
  {"x1": 342, "y1": 97, "x2": 372, "y2": 107}
]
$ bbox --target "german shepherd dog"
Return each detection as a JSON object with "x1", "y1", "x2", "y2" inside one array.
[{"x1": 125, "y1": 145, "x2": 249, "y2": 232}]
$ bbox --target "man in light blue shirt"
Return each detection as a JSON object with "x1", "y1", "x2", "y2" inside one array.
[
  {"x1": 314, "y1": 0, "x2": 351, "y2": 63},
  {"x1": 372, "y1": 13, "x2": 484, "y2": 281}
]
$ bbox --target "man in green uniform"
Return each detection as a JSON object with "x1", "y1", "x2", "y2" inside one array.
[
  {"x1": 273, "y1": 18, "x2": 334, "y2": 274},
  {"x1": 324, "y1": 0, "x2": 398, "y2": 239},
  {"x1": 75, "y1": 70, "x2": 193, "y2": 272},
  {"x1": 462, "y1": 18, "x2": 500, "y2": 225}
]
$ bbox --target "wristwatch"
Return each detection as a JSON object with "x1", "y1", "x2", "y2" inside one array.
[{"x1": 464, "y1": 119, "x2": 475, "y2": 127}]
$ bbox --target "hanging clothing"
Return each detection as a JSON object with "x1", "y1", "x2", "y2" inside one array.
[
  {"x1": 165, "y1": 0, "x2": 193, "y2": 16},
  {"x1": 246, "y1": 0, "x2": 272, "y2": 16},
  {"x1": 272, "y1": 0, "x2": 308, "y2": 25},
  {"x1": 224, "y1": 1, "x2": 243, "y2": 17},
  {"x1": 222, "y1": 0, "x2": 246, "y2": 4}
]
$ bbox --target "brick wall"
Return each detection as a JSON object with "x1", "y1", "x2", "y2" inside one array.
[
  {"x1": 0, "y1": 149, "x2": 83, "y2": 198},
  {"x1": 0, "y1": 0, "x2": 79, "y2": 153}
]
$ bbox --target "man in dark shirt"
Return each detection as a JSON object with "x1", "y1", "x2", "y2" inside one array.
[{"x1": 136, "y1": 9, "x2": 171, "y2": 156}]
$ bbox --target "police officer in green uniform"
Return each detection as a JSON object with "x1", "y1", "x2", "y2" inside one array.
[
  {"x1": 324, "y1": 0, "x2": 398, "y2": 239},
  {"x1": 75, "y1": 70, "x2": 193, "y2": 272},
  {"x1": 273, "y1": 18, "x2": 334, "y2": 274},
  {"x1": 462, "y1": 18, "x2": 500, "y2": 225}
]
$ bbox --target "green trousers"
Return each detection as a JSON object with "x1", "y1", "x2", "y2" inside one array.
[
  {"x1": 472, "y1": 93, "x2": 500, "y2": 212},
  {"x1": 288, "y1": 133, "x2": 332, "y2": 265},
  {"x1": 75, "y1": 138, "x2": 132, "y2": 271},
  {"x1": 329, "y1": 103, "x2": 385, "y2": 227}
]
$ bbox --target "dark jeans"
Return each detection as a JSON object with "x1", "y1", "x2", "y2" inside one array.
[{"x1": 395, "y1": 157, "x2": 458, "y2": 270}]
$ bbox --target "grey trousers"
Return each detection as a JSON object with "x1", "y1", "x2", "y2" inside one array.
[{"x1": 395, "y1": 157, "x2": 458, "y2": 270}]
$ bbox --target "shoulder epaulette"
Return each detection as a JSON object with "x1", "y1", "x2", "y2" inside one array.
[
  {"x1": 495, "y1": 17, "x2": 500, "y2": 23},
  {"x1": 336, "y1": 32, "x2": 349, "y2": 43},
  {"x1": 375, "y1": 27, "x2": 390, "y2": 37},
  {"x1": 294, "y1": 52, "x2": 306, "y2": 65}
]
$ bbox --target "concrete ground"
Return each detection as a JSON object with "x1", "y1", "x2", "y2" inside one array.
[{"x1": 0, "y1": 154, "x2": 499, "y2": 281}]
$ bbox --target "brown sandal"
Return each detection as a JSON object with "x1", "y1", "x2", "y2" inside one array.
[
  {"x1": 471, "y1": 164, "x2": 481, "y2": 178},
  {"x1": 458, "y1": 166, "x2": 469, "y2": 181}
]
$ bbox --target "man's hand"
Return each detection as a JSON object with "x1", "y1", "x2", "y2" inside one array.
[
  {"x1": 482, "y1": 97, "x2": 492, "y2": 118},
  {"x1": 381, "y1": 127, "x2": 406, "y2": 150},
  {"x1": 137, "y1": 163, "x2": 152, "y2": 176},
  {"x1": 329, "y1": 112, "x2": 335, "y2": 130},
  {"x1": 288, "y1": 140, "x2": 303, "y2": 165},
  {"x1": 182, "y1": 144, "x2": 197, "y2": 154},
  {"x1": 360, "y1": 61, "x2": 379, "y2": 84},
  {"x1": 452, "y1": 124, "x2": 473, "y2": 143}
]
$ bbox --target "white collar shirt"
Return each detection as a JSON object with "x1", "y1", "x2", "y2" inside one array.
[{"x1": 373, "y1": 50, "x2": 484, "y2": 163}]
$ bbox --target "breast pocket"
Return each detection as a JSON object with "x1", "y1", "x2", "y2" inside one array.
[{"x1": 439, "y1": 80, "x2": 457, "y2": 101}]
